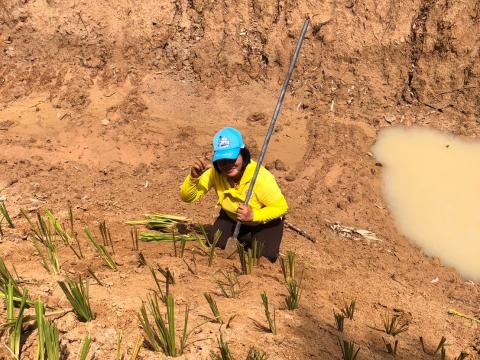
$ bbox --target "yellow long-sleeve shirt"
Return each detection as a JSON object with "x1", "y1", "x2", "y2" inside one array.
[{"x1": 180, "y1": 160, "x2": 288, "y2": 224}]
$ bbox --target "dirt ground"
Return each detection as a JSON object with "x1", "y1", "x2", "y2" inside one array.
[{"x1": 0, "y1": 0, "x2": 479, "y2": 359}]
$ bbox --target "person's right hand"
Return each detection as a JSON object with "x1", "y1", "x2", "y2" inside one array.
[{"x1": 191, "y1": 158, "x2": 209, "y2": 178}]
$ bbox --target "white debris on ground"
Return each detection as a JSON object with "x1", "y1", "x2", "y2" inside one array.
[{"x1": 327, "y1": 222, "x2": 381, "y2": 241}]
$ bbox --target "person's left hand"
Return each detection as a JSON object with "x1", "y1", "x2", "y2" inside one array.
[{"x1": 237, "y1": 204, "x2": 253, "y2": 222}]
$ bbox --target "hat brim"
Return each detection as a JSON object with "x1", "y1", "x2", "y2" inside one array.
[{"x1": 212, "y1": 147, "x2": 241, "y2": 162}]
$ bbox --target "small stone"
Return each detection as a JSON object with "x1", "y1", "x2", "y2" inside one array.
[
  {"x1": 274, "y1": 159, "x2": 287, "y2": 171},
  {"x1": 101, "y1": 119, "x2": 110, "y2": 126},
  {"x1": 285, "y1": 175, "x2": 296, "y2": 182}
]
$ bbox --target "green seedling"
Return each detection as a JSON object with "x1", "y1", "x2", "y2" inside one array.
[
  {"x1": 58, "y1": 277, "x2": 95, "y2": 322},
  {"x1": 138, "y1": 293, "x2": 205, "y2": 357},
  {"x1": 246, "y1": 346, "x2": 268, "y2": 360},
  {"x1": 99, "y1": 220, "x2": 114, "y2": 253},
  {"x1": 84, "y1": 227, "x2": 118, "y2": 271},
  {"x1": 158, "y1": 266, "x2": 175, "y2": 285},
  {"x1": 237, "y1": 242, "x2": 249, "y2": 274},
  {"x1": 131, "y1": 226, "x2": 139, "y2": 251},
  {"x1": 334, "y1": 311, "x2": 345, "y2": 332},
  {"x1": 22, "y1": 210, "x2": 61, "y2": 274},
  {"x1": 337, "y1": 338, "x2": 360, "y2": 360},
  {"x1": 434, "y1": 336, "x2": 447, "y2": 355},
  {"x1": 0, "y1": 201, "x2": 15, "y2": 228},
  {"x1": 285, "y1": 276, "x2": 302, "y2": 310},
  {"x1": 208, "y1": 230, "x2": 222, "y2": 267},
  {"x1": 204, "y1": 293, "x2": 222, "y2": 323},
  {"x1": 179, "y1": 236, "x2": 187, "y2": 258},
  {"x1": 210, "y1": 333, "x2": 233, "y2": 360},
  {"x1": 279, "y1": 251, "x2": 295, "y2": 283},
  {"x1": 87, "y1": 267, "x2": 104, "y2": 286},
  {"x1": 261, "y1": 292, "x2": 277, "y2": 335},
  {"x1": 44, "y1": 319, "x2": 61, "y2": 359},
  {"x1": 341, "y1": 300, "x2": 356, "y2": 320},
  {"x1": 79, "y1": 334, "x2": 92, "y2": 360},
  {"x1": 248, "y1": 239, "x2": 263, "y2": 272},
  {"x1": 454, "y1": 352, "x2": 468, "y2": 360},
  {"x1": 6, "y1": 281, "x2": 29, "y2": 358},
  {"x1": 46, "y1": 209, "x2": 83, "y2": 259},
  {"x1": 150, "y1": 266, "x2": 169, "y2": 303},
  {"x1": 130, "y1": 336, "x2": 143, "y2": 360},
  {"x1": 382, "y1": 312, "x2": 409, "y2": 336},
  {"x1": 138, "y1": 252, "x2": 147, "y2": 267},
  {"x1": 215, "y1": 270, "x2": 240, "y2": 299},
  {"x1": 0, "y1": 258, "x2": 22, "y2": 297},
  {"x1": 115, "y1": 332, "x2": 123, "y2": 360}
]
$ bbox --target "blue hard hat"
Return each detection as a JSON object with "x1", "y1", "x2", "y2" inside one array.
[{"x1": 212, "y1": 127, "x2": 245, "y2": 162}]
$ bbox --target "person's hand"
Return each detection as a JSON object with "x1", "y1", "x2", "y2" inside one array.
[
  {"x1": 237, "y1": 204, "x2": 253, "y2": 222},
  {"x1": 191, "y1": 158, "x2": 209, "y2": 178}
]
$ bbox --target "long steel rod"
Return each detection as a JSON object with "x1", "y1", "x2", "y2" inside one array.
[{"x1": 232, "y1": 18, "x2": 310, "y2": 240}]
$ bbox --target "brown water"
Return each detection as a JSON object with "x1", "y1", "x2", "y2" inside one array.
[{"x1": 372, "y1": 126, "x2": 480, "y2": 282}]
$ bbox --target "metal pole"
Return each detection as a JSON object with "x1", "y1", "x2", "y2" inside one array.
[{"x1": 232, "y1": 18, "x2": 310, "y2": 240}]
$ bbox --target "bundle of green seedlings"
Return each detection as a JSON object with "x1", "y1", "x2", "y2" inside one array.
[
  {"x1": 420, "y1": 336, "x2": 468, "y2": 360},
  {"x1": 210, "y1": 332, "x2": 233, "y2": 360},
  {"x1": 0, "y1": 258, "x2": 22, "y2": 298},
  {"x1": 215, "y1": 270, "x2": 240, "y2": 298},
  {"x1": 246, "y1": 347, "x2": 269, "y2": 360},
  {"x1": 138, "y1": 293, "x2": 206, "y2": 357},
  {"x1": 0, "y1": 200, "x2": 15, "y2": 237},
  {"x1": 337, "y1": 338, "x2": 360, "y2": 360},
  {"x1": 84, "y1": 227, "x2": 118, "y2": 271},
  {"x1": 22, "y1": 209, "x2": 62, "y2": 274},
  {"x1": 334, "y1": 300, "x2": 356, "y2": 332},
  {"x1": 260, "y1": 292, "x2": 277, "y2": 335},
  {"x1": 278, "y1": 251, "x2": 303, "y2": 310},
  {"x1": 112, "y1": 333, "x2": 143, "y2": 360},
  {"x1": 150, "y1": 265, "x2": 175, "y2": 304},
  {"x1": 237, "y1": 239, "x2": 263, "y2": 275},
  {"x1": 46, "y1": 206, "x2": 83, "y2": 259},
  {"x1": 203, "y1": 292, "x2": 236, "y2": 326},
  {"x1": 35, "y1": 301, "x2": 62, "y2": 360},
  {"x1": 381, "y1": 311, "x2": 409, "y2": 355},
  {"x1": 58, "y1": 276, "x2": 95, "y2": 322},
  {"x1": 4, "y1": 280, "x2": 29, "y2": 359}
]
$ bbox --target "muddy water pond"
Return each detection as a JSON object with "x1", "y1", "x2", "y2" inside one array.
[{"x1": 372, "y1": 126, "x2": 480, "y2": 282}]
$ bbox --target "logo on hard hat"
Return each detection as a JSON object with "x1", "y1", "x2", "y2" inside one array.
[{"x1": 217, "y1": 136, "x2": 230, "y2": 148}]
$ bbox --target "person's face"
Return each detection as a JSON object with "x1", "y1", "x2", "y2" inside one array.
[{"x1": 217, "y1": 153, "x2": 244, "y2": 179}]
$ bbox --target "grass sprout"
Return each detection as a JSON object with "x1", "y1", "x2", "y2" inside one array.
[
  {"x1": 99, "y1": 220, "x2": 114, "y2": 253},
  {"x1": 137, "y1": 252, "x2": 148, "y2": 267},
  {"x1": 261, "y1": 292, "x2": 276, "y2": 335},
  {"x1": 22, "y1": 210, "x2": 61, "y2": 274},
  {"x1": 454, "y1": 352, "x2": 468, "y2": 360},
  {"x1": 246, "y1": 346, "x2": 268, "y2": 360},
  {"x1": 58, "y1": 277, "x2": 95, "y2": 322},
  {"x1": 131, "y1": 226, "x2": 139, "y2": 251},
  {"x1": 204, "y1": 293, "x2": 222, "y2": 323},
  {"x1": 0, "y1": 258, "x2": 22, "y2": 298},
  {"x1": 0, "y1": 201, "x2": 15, "y2": 228},
  {"x1": 79, "y1": 334, "x2": 92, "y2": 360},
  {"x1": 215, "y1": 270, "x2": 240, "y2": 298},
  {"x1": 46, "y1": 209, "x2": 83, "y2": 259},
  {"x1": 208, "y1": 230, "x2": 221, "y2": 267},
  {"x1": 84, "y1": 227, "x2": 118, "y2": 271},
  {"x1": 285, "y1": 276, "x2": 302, "y2": 310},
  {"x1": 6, "y1": 281, "x2": 29, "y2": 358},
  {"x1": 341, "y1": 300, "x2": 356, "y2": 320},
  {"x1": 279, "y1": 251, "x2": 295, "y2": 283},
  {"x1": 138, "y1": 293, "x2": 205, "y2": 357},
  {"x1": 130, "y1": 335, "x2": 143, "y2": 360},
  {"x1": 382, "y1": 312, "x2": 409, "y2": 336},
  {"x1": 210, "y1": 333, "x2": 233, "y2": 360},
  {"x1": 334, "y1": 311, "x2": 345, "y2": 332},
  {"x1": 337, "y1": 338, "x2": 360, "y2": 360}
]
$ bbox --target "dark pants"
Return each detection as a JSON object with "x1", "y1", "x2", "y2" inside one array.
[{"x1": 208, "y1": 210, "x2": 284, "y2": 263}]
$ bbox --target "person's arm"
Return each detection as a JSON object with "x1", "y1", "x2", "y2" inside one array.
[
  {"x1": 180, "y1": 168, "x2": 214, "y2": 203},
  {"x1": 251, "y1": 169, "x2": 288, "y2": 223}
]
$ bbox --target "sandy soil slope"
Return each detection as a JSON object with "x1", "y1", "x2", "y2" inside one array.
[{"x1": 0, "y1": 0, "x2": 479, "y2": 358}]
